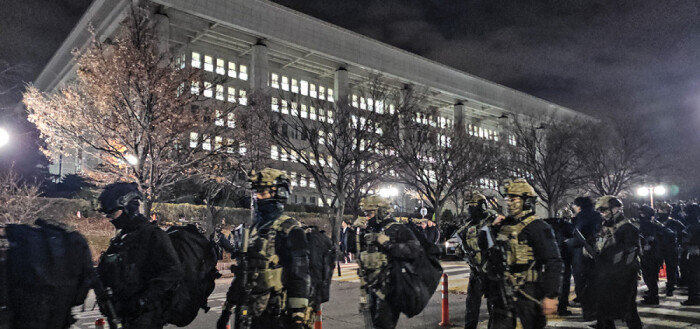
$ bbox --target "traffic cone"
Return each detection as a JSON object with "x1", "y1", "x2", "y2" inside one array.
[
  {"x1": 314, "y1": 305, "x2": 323, "y2": 329},
  {"x1": 659, "y1": 264, "x2": 667, "y2": 279},
  {"x1": 95, "y1": 318, "x2": 105, "y2": 329}
]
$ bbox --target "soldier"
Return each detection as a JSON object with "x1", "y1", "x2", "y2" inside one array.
[
  {"x1": 656, "y1": 202, "x2": 684, "y2": 296},
  {"x1": 217, "y1": 168, "x2": 311, "y2": 329},
  {"x1": 458, "y1": 191, "x2": 501, "y2": 329},
  {"x1": 591, "y1": 196, "x2": 642, "y2": 329},
  {"x1": 486, "y1": 179, "x2": 562, "y2": 329},
  {"x1": 566, "y1": 196, "x2": 601, "y2": 320},
  {"x1": 545, "y1": 208, "x2": 574, "y2": 316},
  {"x1": 354, "y1": 195, "x2": 422, "y2": 329},
  {"x1": 638, "y1": 205, "x2": 674, "y2": 305},
  {"x1": 681, "y1": 203, "x2": 700, "y2": 306},
  {"x1": 96, "y1": 182, "x2": 183, "y2": 329}
]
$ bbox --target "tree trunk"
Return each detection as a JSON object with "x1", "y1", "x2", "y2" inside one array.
[
  {"x1": 331, "y1": 199, "x2": 346, "y2": 246},
  {"x1": 143, "y1": 198, "x2": 153, "y2": 221}
]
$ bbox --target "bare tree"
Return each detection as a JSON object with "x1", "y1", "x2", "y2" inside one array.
[
  {"x1": 255, "y1": 76, "x2": 391, "y2": 244},
  {"x1": 0, "y1": 60, "x2": 28, "y2": 97},
  {"x1": 506, "y1": 114, "x2": 586, "y2": 216},
  {"x1": 24, "y1": 5, "x2": 243, "y2": 216},
  {"x1": 576, "y1": 118, "x2": 662, "y2": 196},
  {"x1": 384, "y1": 86, "x2": 502, "y2": 224},
  {"x1": 0, "y1": 167, "x2": 47, "y2": 224}
]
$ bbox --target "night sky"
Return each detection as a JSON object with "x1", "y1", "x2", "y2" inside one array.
[{"x1": 0, "y1": 0, "x2": 698, "y2": 193}]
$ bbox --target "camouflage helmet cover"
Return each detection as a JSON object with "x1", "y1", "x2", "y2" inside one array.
[
  {"x1": 467, "y1": 191, "x2": 487, "y2": 205},
  {"x1": 595, "y1": 195, "x2": 623, "y2": 211},
  {"x1": 502, "y1": 178, "x2": 537, "y2": 198},
  {"x1": 557, "y1": 208, "x2": 573, "y2": 218},
  {"x1": 249, "y1": 168, "x2": 290, "y2": 189},
  {"x1": 359, "y1": 195, "x2": 392, "y2": 212}
]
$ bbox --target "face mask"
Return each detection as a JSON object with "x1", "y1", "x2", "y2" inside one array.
[
  {"x1": 256, "y1": 198, "x2": 284, "y2": 223},
  {"x1": 110, "y1": 211, "x2": 140, "y2": 230},
  {"x1": 507, "y1": 197, "x2": 524, "y2": 218}
]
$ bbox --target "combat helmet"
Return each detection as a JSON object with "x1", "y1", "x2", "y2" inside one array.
[
  {"x1": 467, "y1": 191, "x2": 487, "y2": 206},
  {"x1": 657, "y1": 202, "x2": 672, "y2": 214},
  {"x1": 502, "y1": 178, "x2": 537, "y2": 212},
  {"x1": 557, "y1": 208, "x2": 573, "y2": 219},
  {"x1": 359, "y1": 195, "x2": 392, "y2": 212},
  {"x1": 595, "y1": 195, "x2": 623, "y2": 212},
  {"x1": 249, "y1": 168, "x2": 291, "y2": 202},
  {"x1": 97, "y1": 182, "x2": 143, "y2": 216}
]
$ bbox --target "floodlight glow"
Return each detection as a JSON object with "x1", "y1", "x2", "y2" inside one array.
[
  {"x1": 654, "y1": 185, "x2": 666, "y2": 196},
  {"x1": 379, "y1": 187, "x2": 399, "y2": 198},
  {"x1": 0, "y1": 128, "x2": 8, "y2": 148},
  {"x1": 636, "y1": 187, "x2": 649, "y2": 196},
  {"x1": 125, "y1": 154, "x2": 138, "y2": 165}
]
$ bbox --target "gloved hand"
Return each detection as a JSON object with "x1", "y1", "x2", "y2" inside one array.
[
  {"x1": 287, "y1": 310, "x2": 306, "y2": 329},
  {"x1": 376, "y1": 233, "x2": 390, "y2": 245},
  {"x1": 217, "y1": 309, "x2": 232, "y2": 329},
  {"x1": 353, "y1": 217, "x2": 368, "y2": 229}
]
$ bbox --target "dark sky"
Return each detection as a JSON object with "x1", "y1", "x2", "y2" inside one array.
[{"x1": 1, "y1": 0, "x2": 698, "y2": 190}]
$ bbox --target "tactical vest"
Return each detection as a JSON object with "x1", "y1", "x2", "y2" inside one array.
[
  {"x1": 246, "y1": 215, "x2": 300, "y2": 314},
  {"x1": 358, "y1": 220, "x2": 397, "y2": 284},
  {"x1": 597, "y1": 217, "x2": 639, "y2": 266},
  {"x1": 496, "y1": 215, "x2": 539, "y2": 285},
  {"x1": 461, "y1": 211, "x2": 498, "y2": 271}
]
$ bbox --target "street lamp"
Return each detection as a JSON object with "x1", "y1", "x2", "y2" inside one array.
[
  {"x1": 125, "y1": 154, "x2": 138, "y2": 166},
  {"x1": 636, "y1": 185, "x2": 666, "y2": 208},
  {"x1": 0, "y1": 127, "x2": 9, "y2": 148}
]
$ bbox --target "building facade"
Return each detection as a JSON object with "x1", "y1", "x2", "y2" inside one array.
[{"x1": 35, "y1": 0, "x2": 587, "y2": 208}]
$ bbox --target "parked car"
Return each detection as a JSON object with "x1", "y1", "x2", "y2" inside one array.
[{"x1": 442, "y1": 233, "x2": 464, "y2": 259}]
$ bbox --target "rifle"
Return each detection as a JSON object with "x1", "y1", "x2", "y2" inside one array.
[
  {"x1": 231, "y1": 191, "x2": 255, "y2": 329},
  {"x1": 574, "y1": 229, "x2": 598, "y2": 260},
  {"x1": 355, "y1": 227, "x2": 373, "y2": 329},
  {"x1": 480, "y1": 225, "x2": 516, "y2": 319},
  {"x1": 91, "y1": 268, "x2": 122, "y2": 329}
]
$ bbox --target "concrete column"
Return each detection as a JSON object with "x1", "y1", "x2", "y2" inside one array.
[
  {"x1": 453, "y1": 102, "x2": 466, "y2": 134},
  {"x1": 155, "y1": 13, "x2": 170, "y2": 55},
  {"x1": 250, "y1": 42, "x2": 269, "y2": 91},
  {"x1": 333, "y1": 67, "x2": 349, "y2": 105}
]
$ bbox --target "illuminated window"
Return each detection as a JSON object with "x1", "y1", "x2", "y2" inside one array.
[
  {"x1": 227, "y1": 138, "x2": 235, "y2": 153},
  {"x1": 360, "y1": 97, "x2": 366, "y2": 110},
  {"x1": 327, "y1": 109, "x2": 334, "y2": 123},
  {"x1": 189, "y1": 132, "x2": 198, "y2": 148},
  {"x1": 238, "y1": 89, "x2": 247, "y2": 105},
  {"x1": 389, "y1": 104, "x2": 395, "y2": 115},
  {"x1": 281, "y1": 76, "x2": 289, "y2": 91},
  {"x1": 291, "y1": 79, "x2": 299, "y2": 93},
  {"x1": 203, "y1": 82, "x2": 213, "y2": 98},
  {"x1": 309, "y1": 106, "x2": 317, "y2": 120},
  {"x1": 271, "y1": 73, "x2": 279, "y2": 88},
  {"x1": 203, "y1": 135, "x2": 211, "y2": 150},
  {"x1": 309, "y1": 83, "x2": 317, "y2": 98},
  {"x1": 215, "y1": 85, "x2": 224, "y2": 101},
  {"x1": 271, "y1": 98, "x2": 279, "y2": 112},
  {"x1": 271, "y1": 145, "x2": 279, "y2": 160},
  {"x1": 300, "y1": 80, "x2": 308, "y2": 95},
  {"x1": 239, "y1": 142, "x2": 247, "y2": 155},
  {"x1": 291, "y1": 102, "x2": 298, "y2": 116},
  {"x1": 300, "y1": 104, "x2": 308, "y2": 118},
  {"x1": 204, "y1": 55, "x2": 213, "y2": 72},
  {"x1": 228, "y1": 62, "x2": 236, "y2": 78},
  {"x1": 300, "y1": 176, "x2": 307, "y2": 187},
  {"x1": 318, "y1": 86, "x2": 325, "y2": 100},
  {"x1": 281, "y1": 100, "x2": 289, "y2": 115},
  {"x1": 215, "y1": 136, "x2": 223, "y2": 150},
  {"x1": 327, "y1": 88, "x2": 334, "y2": 102},
  {"x1": 290, "y1": 172, "x2": 298, "y2": 187},
  {"x1": 191, "y1": 82, "x2": 199, "y2": 95},
  {"x1": 367, "y1": 98, "x2": 374, "y2": 111},
  {"x1": 215, "y1": 110, "x2": 224, "y2": 126},
  {"x1": 239, "y1": 65, "x2": 248, "y2": 80},
  {"x1": 191, "y1": 52, "x2": 201, "y2": 68},
  {"x1": 227, "y1": 112, "x2": 235, "y2": 128},
  {"x1": 227, "y1": 87, "x2": 236, "y2": 103},
  {"x1": 352, "y1": 94, "x2": 358, "y2": 108},
  {"x1": 216, "y1": 58, "x2": 225, "y2": 75}
]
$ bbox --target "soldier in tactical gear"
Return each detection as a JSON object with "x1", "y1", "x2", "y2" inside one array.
[
  {"x1": 96, "y1": 182, "x2": 183, "y2": 329},
  {"x1": 656, "y1": 202, "x2": 684, "y2": 296},
  {"x1": 458, "y1": 191, "x2": 501, "y2": 329},
  {"x1": 354, "y1": 195, "x2": 422, "y2": 329},
  {"x1": 218, "y1": 168, "x2": 311, "y2": 329},
  {"x1": 485, "y1": 179, "x2": 562, "y2": 329},
  {"x1": 545, "y1": 208, "x2": 574, "y2": 316},
  {"x1": 565, "y1": 196, "x2": 601, "y2": 320},
  {"x1": 681, "y1": 203, "x2": 700, "y2": 305},
  {"x1": 591, "y1": 196, "x2": 642, "y2": 329},
  {"x1": 637, "y1": 205, "x2": 675, "y2": 305}
]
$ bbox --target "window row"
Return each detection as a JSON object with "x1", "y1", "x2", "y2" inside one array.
[
  {"x1": 270, "y1": 146, "x2": 334, "y2": 168},
  {"x1": 350, "y1": 94, "x2": 396, "y2": 115},
  {"x1": 271, "y1": 98, "x2": 334, "y2": 123},
  {"x1": 478, "y1": 178, "x2": 499, "y2": 190},
  {"x1": 284, "y1": 171, "x2": 316, "y2": 189},
  {"x1": 192, "y1": 82, "x2": 247, "y2": 105},
  {"x1": 414, "y1": 112, "x2": 453, "y2": 129},
  {"x1": 191, "y1": 52, "x2": 248, "y2": 81},
  {"x1": 270, "y1": 73, "x2": 334, "y2": 102},
  {"x1": 467, "y1": 124, "x2": 499, "y2": 141},
  {"x1": 188, "y1": 132, "x2": 246, "y2": 155}
]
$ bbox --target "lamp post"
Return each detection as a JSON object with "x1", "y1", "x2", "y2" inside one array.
[{"x1": 636, "y1": 185, "x2": 666, "y2": 208}]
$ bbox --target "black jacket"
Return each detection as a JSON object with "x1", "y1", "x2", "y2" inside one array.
[
  {"x1": 98, "y1": 215, "x2": 183, "y2": 316},
  {"x1": 340, "y1": 227, "x2": 356, "y2": 253},
  {"x1": 362, "y1": 216, "x2": 422, "y2": 262}
]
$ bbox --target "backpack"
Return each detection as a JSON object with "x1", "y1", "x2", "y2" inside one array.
[
  {"x1": 164, "y1": 224, "x2": 221, "y2": 327},
  {"x1": 304, "y1": 226, "x2": 336, "y2": 306},
  {"x1": 388, "y1": 222, "x2": 443, "y2": 317},
  {"x1": 4, "y1": 219, "x2": 93, "y2": 329}
]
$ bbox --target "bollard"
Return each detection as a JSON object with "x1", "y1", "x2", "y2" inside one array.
[
  {"x1": 314, "y1": 305, "x2": 323, "y2": 329},
  {"x1": 659, "y1": 263, "x2": 667, "y2": 279},
  {"x1": 439, "y1": 273, "x2": 452, "y2": 327},
  {"x1": 95, "y1": 318, "x2": 105, "y2": 329}
]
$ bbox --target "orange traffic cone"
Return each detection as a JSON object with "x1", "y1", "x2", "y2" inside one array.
[
  {"x1": 95, "y1": 318, "x2": 105, "y2": 329},
  {"x1": 659, "y1": 264, "x2": 667, "y2": 279}
]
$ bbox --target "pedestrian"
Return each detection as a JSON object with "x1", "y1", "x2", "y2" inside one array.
[
  {"x1": 485, "y1": 179, "x2": 562, "y2": 329},
  {"x1": 354, "y1": 195, "x2": 423, "y2": 329},
  {"x1": 680, "y1": 203, "x2": 700, "y2": 305},
  {"x1": 426, "y1": 219, "x2": 440, "y2": 245},
  {"x1": 565, "y1": 196, "x2": 601, "y2": 320},
  {"x1": 217, "y1": 168, "x2": 311, "y2": 329},
  {"x1": 96, "y1": 182, "x2": 183, "y2": 329},
  {"x1": 638, "y1": 205, "x2": 674, "y2": 305},
  {"x1": 339, "y1": 220, "x2": 356, "y2": 263},
  {"x1": 656, "y1": 202, "x2": 684, "y2": 296},
  {"x1": 545, "y1": 208, "x2": 575, "y2": 316},
  {"x1": 591, "y1": 196, "x2": 642, "y2": 329},
  {"x1": 458, "y1": 191, "x2": 500, "y2": 329}
]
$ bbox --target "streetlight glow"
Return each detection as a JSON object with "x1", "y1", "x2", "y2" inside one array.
[
  {"x1": 125, "y1": 154, "x2": 138, "y2": 165},
  {"x1": 0, "y1": 128, "x2": 9, "y2": 148},
  {"x1": 379, "y1": 186, "x2": 399, "y2": 198},
  {"x1": 654, "y1": 185, "x2": 666, "y2": 196},
  {"x1": 636, "y1": 187, "x2": 649, "y2": 196}
]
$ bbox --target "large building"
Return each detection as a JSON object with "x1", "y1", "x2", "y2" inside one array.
[{"x1": 36, "y1": 0, "x2": 587, "y2": 207}]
